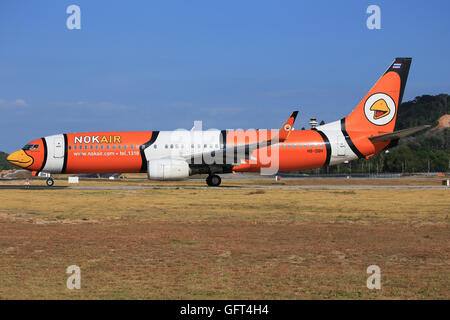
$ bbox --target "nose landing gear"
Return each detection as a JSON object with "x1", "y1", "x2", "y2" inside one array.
[{"x1": 206, "y1": 174, "x2": 221, "y2": 187}]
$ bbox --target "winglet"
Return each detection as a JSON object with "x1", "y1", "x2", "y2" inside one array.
[{"x1": 278, "y1": 111, "x2": 298, "y2": 142}]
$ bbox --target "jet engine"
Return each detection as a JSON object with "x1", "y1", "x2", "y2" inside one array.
[{"x1": 147, "y1": 159, "x2": 190, "y2": 180}]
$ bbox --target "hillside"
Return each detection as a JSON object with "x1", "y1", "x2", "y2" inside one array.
[
  {"x1": 0, "y1": 151, "x2": 17, "y2": 170},
  {"x1": 396, "y1": 94, "x2": 449, "y2": 130},
  {"x1": 368, "y1": 94, "x2": 449, "y2": 173}
]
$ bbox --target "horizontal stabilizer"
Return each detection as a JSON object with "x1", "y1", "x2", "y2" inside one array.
[{"x1": 369, "y1": 125, "x2": 430, "y2": 142}]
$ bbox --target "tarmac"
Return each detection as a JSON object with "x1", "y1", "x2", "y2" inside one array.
[{"x1": 0, "y1": 184, "x2": 447, "y2": 190}]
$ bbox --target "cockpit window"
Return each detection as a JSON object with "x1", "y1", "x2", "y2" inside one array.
[{"x1": 22, "y1": 144, "x2": 39, "y2": 151}]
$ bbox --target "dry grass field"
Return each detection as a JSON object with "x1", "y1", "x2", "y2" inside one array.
[{"x1": 0, "y1": 177, "x2": 448, "y2": 299}]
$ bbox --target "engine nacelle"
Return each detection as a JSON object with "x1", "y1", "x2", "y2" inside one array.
[{"x1": 147, "y1": 159, "x2": 190, "y2": 180}]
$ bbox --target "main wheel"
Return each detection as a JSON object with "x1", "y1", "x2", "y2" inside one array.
[
  {"x1": 206, "y1": 174, "x2": 221, "y2": 187},
  {"x1": 46, "y1": 177, "x2": 54, "y2": 187}
]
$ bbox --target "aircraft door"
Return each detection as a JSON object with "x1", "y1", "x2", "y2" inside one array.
[
  {"x1": 336, "y1": 136, "x2": 346, "y2": 156},
  {"x1": 54, "y1": 136, "x2": 64, "y2": 158}
]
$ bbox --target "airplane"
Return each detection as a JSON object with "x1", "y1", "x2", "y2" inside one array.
[{"x1": 7, "y1": 57, "x2": 429, "y2": 187}]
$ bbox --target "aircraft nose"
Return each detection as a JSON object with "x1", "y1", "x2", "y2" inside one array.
[{"x1": 7, "y1": 150, "x2": 34, "y2": 168}]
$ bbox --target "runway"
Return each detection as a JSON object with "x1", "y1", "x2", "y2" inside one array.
[{"x1": 0, "y1": 184, "x2": 447, "y2": 190}]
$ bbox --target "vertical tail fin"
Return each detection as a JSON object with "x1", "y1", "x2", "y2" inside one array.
[
  {"x1": 346, "y1": 57, "x2": 412, "y2": 134},
  {"x1": 341, "y1": 58, "x2": 412, "y2": 158}
]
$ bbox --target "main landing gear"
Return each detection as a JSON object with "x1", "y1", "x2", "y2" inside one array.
[
  {"x1": 206, "y1": 174, "x2": 221, "y2": 187},
  {"x1": 46, "y1": 177, "x2": 54, "y2": 187}
]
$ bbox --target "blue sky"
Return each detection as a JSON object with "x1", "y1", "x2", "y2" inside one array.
[{"x1": 1, "y1": 0, "x2": 449, "y2": 152}]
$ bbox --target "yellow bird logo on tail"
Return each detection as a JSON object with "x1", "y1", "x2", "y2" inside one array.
[{"x1": 370, "y1": 99, "x2": 390, "y2": 120}]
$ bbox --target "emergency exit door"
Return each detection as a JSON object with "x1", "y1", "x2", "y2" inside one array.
[
  {"x1": 54, "y1": 136, "x2": 64, "y2": 158},
  {"x1": 336, "y1": 136, "x2": 346, "y2": 156}
]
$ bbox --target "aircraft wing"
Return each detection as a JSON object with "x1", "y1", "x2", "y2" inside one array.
[
  {"x1": 187, "y1": 111, "x2": 298, "y2": 165},
  {"x1": 368, "y1": 125, "x2": 430, "y2": 142}
]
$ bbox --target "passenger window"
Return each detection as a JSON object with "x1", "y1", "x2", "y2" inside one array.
[
  {"x1": 154, "y1": 145, "x2": 157, "y2": 149},
  {"x1": 170, "y1": 144, "x2": 173, "y2": 149},
  {"x1": 118, "y1": 145, "x2": 121, "y2": 149},
  {"x1": 90, "y1": 145, "x2": 93, "y2": 149},
  {"x1": 101, "y1": 145, "x2": 104, "y2": 149},
  {"x1": 84, "y1": 146, "x2": 88, "y2": 150},
  {"x1": 106, "y1": 145, "x2": 110, "y2": 149},
  {"x1": 204, "y1": 144, "x2": 207, "y2": 148},
  {"x1": 165, "y1": 145, "x2": 168, "y2": 149},
  {"x1": 191, "y1": 144, "x2": 194, "y2": 148},
  {"x1": 124, "y1": 145, "x2": 127, "y2": 149}
]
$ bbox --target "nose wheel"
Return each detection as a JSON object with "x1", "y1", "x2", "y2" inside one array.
[
  {"x1": 46, "y1": 177, "x2": 54, "y2": 187},
  {"x1": 206, "y1": 174, "x2": 221, "y2": 187}
]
